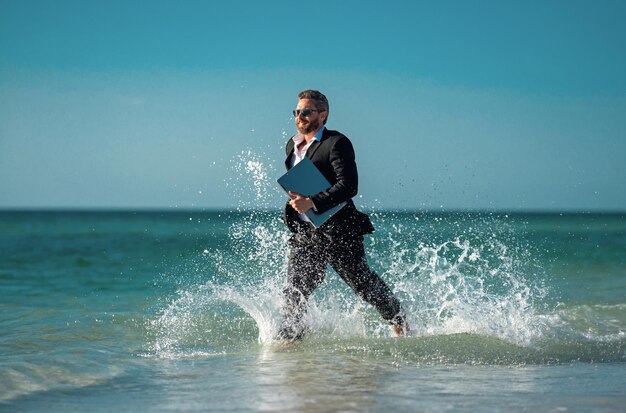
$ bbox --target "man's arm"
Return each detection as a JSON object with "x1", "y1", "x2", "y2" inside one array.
[{"x1": 311, "y1": 136, "x2": 358, "y2": 213}]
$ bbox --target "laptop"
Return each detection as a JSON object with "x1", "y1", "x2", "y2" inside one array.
[{"x1": 277, "y1": 158, "x2": 346, "y2": 228}]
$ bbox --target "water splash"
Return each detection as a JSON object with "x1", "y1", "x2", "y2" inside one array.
[
  {"x1": 384, "y1": 233, "x2": 545, "y2": 346},
  {"x1": 148, "y1": 153, "x2": 624, "y2": 364},
  {"x1": 228, "y1": 150, "x2": 282, "y2": 210}
]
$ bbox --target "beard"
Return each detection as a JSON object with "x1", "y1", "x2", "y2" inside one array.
[{"x1": 296, "y1": 117, "x2": 321, "y2": 134}]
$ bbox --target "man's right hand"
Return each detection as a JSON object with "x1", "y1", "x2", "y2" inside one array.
[{"x1": 288, "y1": 192, "x2": 314, "y2": 214}]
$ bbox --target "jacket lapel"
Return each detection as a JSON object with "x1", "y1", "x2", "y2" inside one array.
[
  {"x1": 305, "y1": 128, "x2": 328, "y2": 160},
  {"x1": 285, "y1": 139, "x2": 295, "y2": 170},
  {"x1": 305, "y1": 140, "x2": 322, "y2": 160}
]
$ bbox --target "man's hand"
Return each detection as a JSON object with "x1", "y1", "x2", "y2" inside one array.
[{"x1": 288, "y1": 191, "x2": 314, "y2": 214}]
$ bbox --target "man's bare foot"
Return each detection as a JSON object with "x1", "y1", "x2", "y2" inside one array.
[{"x1": 391, "y1": 322, "x2": 409, "y2": 337}]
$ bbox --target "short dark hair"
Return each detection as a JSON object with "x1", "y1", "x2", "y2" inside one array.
[{"x1": 298, "y1": 89, "x2": 329, "y2": 124}]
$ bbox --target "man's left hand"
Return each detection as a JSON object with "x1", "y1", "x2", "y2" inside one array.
[{"x1": 288, "y1": 192, "x2": 314, "y2": 214}]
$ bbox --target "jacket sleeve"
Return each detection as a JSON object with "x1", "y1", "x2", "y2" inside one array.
[{"x1": 311, "y1": 136, "x2": 358, "y2": 213}]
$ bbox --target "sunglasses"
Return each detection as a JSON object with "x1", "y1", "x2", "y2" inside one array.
[{"x1": 292, "y1": 108, "x2": 324, "y2": 118}]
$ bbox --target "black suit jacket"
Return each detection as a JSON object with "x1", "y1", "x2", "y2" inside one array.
[{"x1": 283, "y1": 128, "x2": 374, "y2": 237}]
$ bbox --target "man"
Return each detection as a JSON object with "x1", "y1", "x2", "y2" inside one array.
[{"x1": 276, "y1": 89, "x2": 408, "y2": 341}]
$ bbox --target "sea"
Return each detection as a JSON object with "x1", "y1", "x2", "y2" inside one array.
[{"x1": 1, "y1": 206, "x2": 624, "y2": 412}]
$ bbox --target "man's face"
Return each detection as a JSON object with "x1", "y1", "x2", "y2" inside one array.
[{"x1": 295, "y1": 99, "x2": 325, "y2": 135}]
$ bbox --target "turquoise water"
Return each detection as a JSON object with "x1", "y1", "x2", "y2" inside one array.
[{"x1": 1, "y1": 209, "x2": 624, "y2": 412}]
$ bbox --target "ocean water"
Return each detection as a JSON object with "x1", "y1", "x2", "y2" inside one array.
[{"x1": 1, "y1": 207, "x2": 624, "y2": 412}]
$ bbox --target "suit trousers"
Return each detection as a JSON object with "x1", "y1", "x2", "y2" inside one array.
[{"x1": 279, "y1": 228, "x2": 404, "y2": 338}]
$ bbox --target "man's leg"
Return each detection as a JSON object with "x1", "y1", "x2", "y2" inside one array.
[
  {"x1": 328, "y1": 235, "x2": 408, "y2": 335},
  {"x1": 277, "y1": 232, "x2": 327, "y2": 340}
]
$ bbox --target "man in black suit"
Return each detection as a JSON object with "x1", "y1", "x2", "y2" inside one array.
[{"x1": 277, "y1": 89, "x2": 408, "y2": 341}]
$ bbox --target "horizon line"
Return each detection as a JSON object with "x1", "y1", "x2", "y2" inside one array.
[{"x1": 0, "y1": 206, "x2": 624, "y2": 215}]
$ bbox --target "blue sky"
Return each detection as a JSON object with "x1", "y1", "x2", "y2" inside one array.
[{"x1": 1, "y1": 0, "x2": 625, "y2": 210}]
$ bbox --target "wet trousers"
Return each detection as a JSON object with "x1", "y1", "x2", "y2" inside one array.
[{"x1": 279, "y1": 230, "x2": 405, "y2": 339}]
